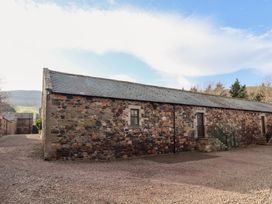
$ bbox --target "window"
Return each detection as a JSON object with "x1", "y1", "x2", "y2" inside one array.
[
  {"x1": 261, "y1": 116, "x2": 266, "y2": 136},
  {"x1": 196, "y1": 112, "x2": 205, "y2": 138},
  {"x1": 130, "y1": 109, "x2": 140, "y2": 127}
]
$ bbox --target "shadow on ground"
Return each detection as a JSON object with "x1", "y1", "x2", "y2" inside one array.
[
  {"x1": 143, "y1": 152, "x2": 219, "y2": 164},
  {"x1": 29, "y1": 143, "x2": 218, "y2": 164}
]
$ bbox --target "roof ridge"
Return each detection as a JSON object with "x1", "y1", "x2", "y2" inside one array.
[{"x1": 47, "y1": 68, "x2": 272, "y2": 107}]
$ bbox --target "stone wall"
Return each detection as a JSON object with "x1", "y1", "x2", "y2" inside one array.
[
  {"x1": 42, "y1": 93, "x2": 272, "y2": 160},
  {"x1": 0, "y1": 117, "x2": 7, "y2": 136},
  {"x1": 6, "y1": 120, "x2": 17, "y2": 135},
  {"x1": 0, "y1": 117, "x2": 4, "y2": 136}
]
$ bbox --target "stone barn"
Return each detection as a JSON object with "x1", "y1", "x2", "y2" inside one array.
[
  {"x1": 42, "y1": 68, "x2": 272, "y2": 160},
  {"x1": 16, "y1": 113, "x2": 33, "y2": 134}
]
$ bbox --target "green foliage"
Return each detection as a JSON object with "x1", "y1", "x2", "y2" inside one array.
[
  {"x1": 35, "y1": 118, "x2": 42, "y2": 130},
  {"x1": 188, "y1": 78, "x2": 272, "y2": 103},
  {"x1": 229, "y1": 79, "x2": 248, "y2": 98}
]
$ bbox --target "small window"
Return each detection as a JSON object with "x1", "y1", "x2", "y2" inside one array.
[
  {"x1": 196, "y1": 112, "x2": 205, "y2": 138},
  {"x1": 130, "y1": 109, "x2": 140, "y2": 127}
]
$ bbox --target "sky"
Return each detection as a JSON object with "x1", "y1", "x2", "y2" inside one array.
[{"x1": 1, "y1": 0, "x2": 272, "y2": 91}]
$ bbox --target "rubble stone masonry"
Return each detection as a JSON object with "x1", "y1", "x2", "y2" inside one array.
[{"x1": 42, "y1": 93, "x2": 272, "y2": 160}]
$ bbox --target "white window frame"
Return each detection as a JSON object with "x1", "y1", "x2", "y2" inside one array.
[
  {"x1": 128, "y1": 105, "x2": 142, "y2": 127},
  {"x1": 194, "y1": 110, "x2": 207, "y2": 139}
]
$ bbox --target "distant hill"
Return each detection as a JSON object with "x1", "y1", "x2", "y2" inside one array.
[
  {"x1": 2, "y1": 85, "x2": 272, "y2": 114},
  {"x1": 247, "y1": 86, "x2": 272, "y2": 103},
  {"x1": 4, "y1": 90, "x2": 41, "y2": 109}
]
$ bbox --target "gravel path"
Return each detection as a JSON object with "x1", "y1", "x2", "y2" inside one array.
[{"x1": 1, "y1": 134, "x2": 272, "y2": 204}]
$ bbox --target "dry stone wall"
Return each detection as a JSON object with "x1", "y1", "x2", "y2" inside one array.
[{"x1": 43, "y1": 93, "x2": 272, "y2": 160}]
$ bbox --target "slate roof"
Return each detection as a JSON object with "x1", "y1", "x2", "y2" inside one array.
[
  {"x1": 16, "y1": 113, "x2": 33, "y2": 119},
  {"x1": 44, "y1": 68, "x2": 272, "y2": 113},
  {"x1": 2, "y1": 113, "x2": 16, "y2": 122}
]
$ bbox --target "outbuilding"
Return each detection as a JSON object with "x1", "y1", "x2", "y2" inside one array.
[
  {"x1": 16, "y1": 113, "x2": 33, "y2": 134},
  {"x1": 42, "y1": 68, "x2": 272, "y2": 160}
]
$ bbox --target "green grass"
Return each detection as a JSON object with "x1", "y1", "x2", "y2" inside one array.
[{"x1": 15, "y1": 106, "x2": 39, "y2": 114}]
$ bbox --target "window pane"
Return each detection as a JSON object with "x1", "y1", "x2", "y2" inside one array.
[
  {"x1": 130, "y1": 109, "x2": 139, "y2": 126},
  {"x1": 131, "y1": 117, "x2": 138, "y2": 126},
  {"x1": 131, "y1": 109, "x2": 138, "y2": 116}
]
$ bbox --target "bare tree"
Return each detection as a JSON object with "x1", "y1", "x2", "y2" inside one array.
[
  {"x1": 0, "y1": 80, "x2": 7, "y2": 113},
  {"x1": 190, "y1": 86, "x2": 198, "y2": 93},
  {"x1": 204, "y1": 84, "x2": 213, "y2": 94},
  {"x1": 214, "y1": 82, "x2": 228, "y2": 97},
  {"x1": 203, "y1": 82, "x2": 228, "y2": 97}
]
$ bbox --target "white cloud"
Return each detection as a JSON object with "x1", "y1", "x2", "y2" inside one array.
[
  {"x1": 0, "y1": 0, "x2": 272, "y2": 90},
  {"x1": 109, "y1": 74, "x2": 136, "y2": 82}
]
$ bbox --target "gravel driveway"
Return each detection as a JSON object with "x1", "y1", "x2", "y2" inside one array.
[{"x1": 1, "y1": 134, "x2": 272, "y2": 204}]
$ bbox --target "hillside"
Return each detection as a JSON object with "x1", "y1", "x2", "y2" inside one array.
[
  {"x1": 247, "y1": 86, "x2": 272, "y2": 103},
  {"x1": 4, "y1": 90, "x2": 41, "y2": 113},
  {"x1": 192, "y1": 82, "x2": 272, "y2": 104}
]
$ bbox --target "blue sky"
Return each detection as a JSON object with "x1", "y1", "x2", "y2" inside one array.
[
  {"x1": 1, "y1": 0, "x2": 272, "y2": 90},
  {"x1": 44, "y1": 0, "x2": 272, "y2": 33}
]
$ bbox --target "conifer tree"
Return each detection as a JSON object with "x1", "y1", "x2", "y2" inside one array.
[{"x1": 229, "y1": 79, "x2": 247, "y2": 98}]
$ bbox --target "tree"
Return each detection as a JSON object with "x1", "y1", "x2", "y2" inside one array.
[
  {"x1": 0, "y1": 79, "x2": 13, "y2": 114},
  {"x1": 229, "y1": 79, "x2": 247, "y2": 98},
  {"x1": 0, "y1": 103, "x2": 15, "y2": 112},
  {"x1": 190, "y1": 86, "x2": 198, "y2": 93},
  {"x1": 35, "y1": 118, "x2": 42, "y2": 130},
  {"x1": 204, "y1": 84, "x2": 213, "y2": 94},
  {"x1": 253, "y1": 91, "x2": 265, "y2": 102},
  {"x1": 0, "y1": 82, "x2": 7, "y2": 113},
  {"x1": 214, "y1": 82, "x2": 228, "y2": 97},
  {"x1": 203, "y1": 82, "x2": 228, "y2": 97}
]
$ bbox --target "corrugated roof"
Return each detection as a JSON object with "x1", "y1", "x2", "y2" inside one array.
[{"x1": 44, "y1": 69, "x2": 272, "y2": 113}]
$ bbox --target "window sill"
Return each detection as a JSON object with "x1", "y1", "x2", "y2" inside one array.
[{"x1": 128, "y1": 125, "x2": 140, "y2": 129}]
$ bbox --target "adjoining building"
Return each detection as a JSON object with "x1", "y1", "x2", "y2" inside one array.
[
  {"x1": 0, "y1": 113, "x2": 17, "y2": 136},
  {"x1": 0, "y1": 116, "x2": 7, "y2": 136},
  {"x1": 16, "y1": 113, "x2": 33, "y2": 134},
  {"x1": 4, "y1": 113, "x2": 17, "y2": 135},
  {"x1": 42, "y1": 68, "x2": 272, "y2": 160}
]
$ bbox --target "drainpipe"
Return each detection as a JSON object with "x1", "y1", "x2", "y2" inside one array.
[{"x1": 173, "y1": 105, "x2": 176, "y2": 154}]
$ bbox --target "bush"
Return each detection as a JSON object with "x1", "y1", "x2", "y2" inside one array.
[
  {"x1": 35, "y1": 118, "x2": 42, "y2": 130},
  {"x1": 32, "y1": 125, "x2": 39, "y2": 134}
]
